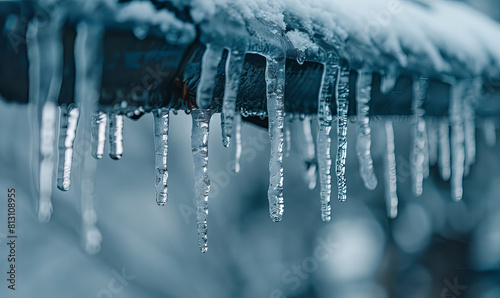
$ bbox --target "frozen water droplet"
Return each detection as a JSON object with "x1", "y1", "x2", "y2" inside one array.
[
  {"x1": 221, "y1": 48, "x2": 246, "y2": 147},
  {"x1": 265, "y1": 55, "x2": 285, "y2": 222},
  {"x1": 410, "y1": 76, "x2": 428, "y2": 196},
  {"x1": 292, "y1": 116, "x2": 317, "y2": 190},
  {"x1": 317, "y1": 57, "x2": 338, "y2": 221},
  {"x1": 232, "y1": 114, "x2": 242, "y2": 173},
  {"x1": 336, "y1": 64, "x2": 350, "y2": 202},
  {"x1": 384, "y1": 120, "x2": 398, "y2": 219},
  {"x1": 57, "y1": 105, "x2": 80, "y2": 191},
  {"x1": 133, "y1": 25, "x2": 149, "y2": 40},
  {"x1": 91, "y1": 111, "x2": 107, "y2": 159},
  {"x1": 109, "y1": 113, "x2": 124, "y2": 160},
  {"x1": 38, "y1": 100, "x2": 57, "y2": 223},
  {"x1": 380, "y1": 66, "x2": 398, "y2": 94},
  {"x1": 449, "y1": 82, "x2": 466, "y2": 201},
  {"x1": 191, "y1": 109, "x2": 212, "y2": 253},
  {"x1": 196, "y1": 44, "x2": 224, "y2": 109},
  {"x1": 355, "y1": 69, "x2": 377, "y2": 190},
  {"x1": 153, "y1": 108, "x2": 169, "y2": 206},
  {"x1": 438, "y1": 119, "x2": 451, "y2": 181},
  {"x1": 483, "y1": 119, "x2": 497, "y2": 147}
]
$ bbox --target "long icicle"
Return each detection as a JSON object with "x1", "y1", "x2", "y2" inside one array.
[
  {"x1": 74, "y1": 22, "x2": 104, "y2": 254},
  {"x1": 265, "y1": 54, "x2": 286, "y2": 222},
  {"x1": 196, "y1": 44, "x2": 224, "y2": 109},
  {"x1": 57, "y1": 105, "x2": 80, "y2": 191},
  {"x1": 154, "y1": 108, "x2": 169, "y2": 206},
  {"x1": 438, "y1": 119, "x2": 451, "y2": 181},
  {"x1": 336, "y1": 63, "x2": 350, "y2": 202},
  {"x1": 384, "y1": 120, "x2": 398, "y2": 219},
  {"x1": 191, "y1": 109, "x2": 212, "y2": 253},
  {"x1": 221, "y1": 48, "x2": 245, "y2": 147},
  {"x1": 91, "y1": 111, "x2": 107, "y2": 159},
  {"x1": 109, "y1": 113, "x2": 124, "y2": 160},
  {"x1": 355, "y1": 68, "x2": 377, "y2": 190},
  {"x1": 411, "y1": 76, "x2": 428, "y2": 196},
  {"x1": 317, "y1": 55, "x2": 338, "y2": 221},
  {"x1": 450, "y1": 82, "x2": 466, "y2": 201},
  {"x1": 463, "y1": 81, "x2": 477, "y2": 176},
  {"x1": 232, "y1": 113, "x2": 242, "y2": 173},
  {"x1": 38, "y1": 100, "x2": 58, "y2": 222},
  {"x1": 293, "y1": 116, "x2": 317, "y2": 190}
]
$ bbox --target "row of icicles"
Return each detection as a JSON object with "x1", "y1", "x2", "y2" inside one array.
[{"x1": 35, "y1": 37, "x2": 493, "y2": 253}]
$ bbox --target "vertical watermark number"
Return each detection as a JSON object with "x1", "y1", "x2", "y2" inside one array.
[{"x1": 6, "y1": 188, "x2": 17, "y2": 291}]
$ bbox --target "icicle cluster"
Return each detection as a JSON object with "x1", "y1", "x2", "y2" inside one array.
[{"x1": 23, "y1": 1, "x2": 498, "y2": 255}]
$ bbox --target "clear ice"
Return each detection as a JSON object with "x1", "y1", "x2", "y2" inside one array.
[
  {"x1": 336, "y1": 64, "x2": 350, "y2": 202},
  {"x1": 232, "y1": 113, "x2": 242, "y2": 173},
  {"x1": 109, "y1": 113, "x2": 124, "y2": 160},
  {"x1": 463, "y1": 81, "x2": 478, "y2": 176},
  {"x1": 57, "y1": 105, "x2": 80, "y2": 191},
  {"x1": 154, "y1": 108, "x2": 170, "y2": 206},
  {"x1": 74, "y1": 22, "x2": 104, "y2": 254},
  {"x1": 38, "y1": 100, "x2": 57, "y2": 222},
  {"x1": 411, "y1": 76, "x2": 428, "y2": 196},
  {"x1": 438, "y1": 119, "x2": 451, "y2": 181},
  {"x1": 191, "y1": 109, "x2": 212, "y2": 253},
  {"x1": 221, "y1": 48, "x2": 246, "y2": 147},
  {"x1": 317, "y1": 55, "x2": 338, "y2": 222},
  {"x1": 91, "y1": 111, "x2": 107, "y2": 159},
  {"x1": 355, "y1": 69, "x2": 377, "y2": 190},
  {"x1": 196, "y1": 44, "x2": 224, "y2": 109},
  {"x1": 449, "y1": 82, "x2": 466, "y2": 201},
  {"x1": 265, "y1": 55, "x2": 286, "y2": 222},
  {"x1": 384, "y1": 120, "x2": 398, "y2": 219}
]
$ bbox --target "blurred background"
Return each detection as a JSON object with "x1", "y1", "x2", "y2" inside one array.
[{"x1": 1, "y1": 0, "x2": 500, "y2": 298}]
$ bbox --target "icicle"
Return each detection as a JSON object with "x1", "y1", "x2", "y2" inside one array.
[
  {"x1": 463, "y1": 82, "x2": 477, "y2": 176},
  {"x1": 483, "y1": 119, "x2": 497, "y2": 147},
  {"x1": 380, "y1": 66, "x2": 398, "y2": 94},
  {"x1": 336, "y1": 64, "x2": 350, "y2": 202},
  {"x1": 109, "y1": 113, "x2": 124, "y2": 160},
  {"x1": 427, "y1": 118, "x2": 438, "y2": 166},
  {"x1": 74, "y1": 22, "x2": 104, "y2": 254},
  {"x1": 355, "y1": 69, "x2": 377, "y2": 190},
  {"x1": 423, "y1": 122, "x2": 430, "y2": 179},
  {"x1": 38, "y1": 100, "x2": 58, "y2": 222},
  {"x1": 293, "y1": 116, "x2": 317, "y2": 190},
  {"x1": 81, "y1": 147, "x2": 101, "y2": 255},
  {"x1": 232, "y1": 113, "x2": 242, "y2": 173},
  {"x1": 284, "y1": 115, "x2": 292, "y2": 158},
  {"x1": 91, "y1": 111, "x2": 107, "y2": 159},
  {"x1": 191, "y1": 109, "x2": 212, "y2": 253},
  {"x1": 265, "y1": 54, "x2": 286, "y2": 222},
  {"x1": 438, "y1": 119, "x2": 451, "y2": 181},
  {"x1": 449, "y1": 82, "x2": 466, "y2": 201},
  {"x1": 317, "y1": 56, "x2": 338, "y2": 221},
  {"x1": 384, "y1": 120, "x2": 398, "y2": 219},
  {"x1": 410, "y1": 77, "x2": 428, "y2": 196},
  {"x1": 154, "y1": 108, "x2": 169, "y2": 206},
  {"x1": 221, "y1": 48, "x2": 246, "y2": 147},
  {"x1": 57, "y1": 105, "x2": 80, "y2": 191},
  {"x1": 196, "y1": 44, "x2": 224, "y2": 109}
]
